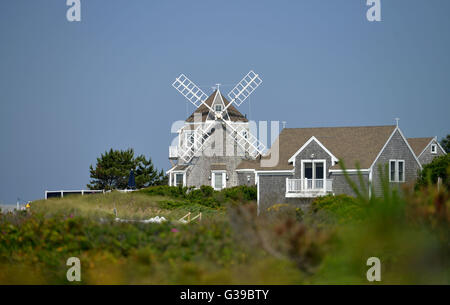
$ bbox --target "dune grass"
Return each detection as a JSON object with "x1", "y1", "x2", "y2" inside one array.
[
  {"x1": 31, "y1": 191, "x2": 224, "y2": 221},
  {"x1": 0, "y1": 182, "x2": 448, "y2": 284}
]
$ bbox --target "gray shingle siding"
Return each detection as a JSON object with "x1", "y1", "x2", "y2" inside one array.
[
  {"x1": 331, "y1": 172, "x2": 370, "y2": 197},
  {"x1": 418, "y1": 140, "x2": 446, "y2": 165},
  {"x1": 258, "y1": 174, "x2": 311, "y2": 213},
  {"x1": 371, "y1": 130, "x2": 421, "y2": 196},
  {"x1": 237, "y1": 172, "x2": 256, "y2": 186},
  {"x1": 180, "y1": 123, "x2": 250, "y2": 189},
  {"x1": 293, "y1": 140, "x2": 333, "y2": 179}
]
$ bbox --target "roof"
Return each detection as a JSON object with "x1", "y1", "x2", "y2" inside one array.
[
  {"x1": 236, "y1": 125, "x2": 397, "y2": 171},
  {"x1": 185, "y1": 90, "x2": 248, "y2": 123},
  {"x1": 167, "y1": 164, "x2": 189, "y2": 173},
  {"x1": 407, "y1": 137, "x2": 434, "y2": 156}
]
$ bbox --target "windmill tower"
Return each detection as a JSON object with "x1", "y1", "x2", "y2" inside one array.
[{"x1": 168, "y1": 71, "x2": 266, "y2": 190}]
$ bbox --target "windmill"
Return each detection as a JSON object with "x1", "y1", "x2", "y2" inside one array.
[{"x1": 172, "y1": 71, "x2": 266, "y2": 163}]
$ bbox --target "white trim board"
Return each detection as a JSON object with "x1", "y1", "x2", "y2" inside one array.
[
  {"x1": 329, "y1": 169, "x2": 370, "y2": 173},
  {"x1": 288, "y1": 136, "x2": 338, "y2": 166}
]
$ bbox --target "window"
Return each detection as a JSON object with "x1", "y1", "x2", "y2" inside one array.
[
  {"x1": 431, "y1": 144, "x2": 437, "y2": 154},
  {"x1": 389, "y1": 160, "x2": 405, "y2": 182},
  {"x1": 241, "y1": 130, "x2": 248, "y2": 139},
  {"x1": 175, "y1": 173, "x2": 184, "y2": 187},
  {"x1": 212, "y1": 172, "x2": 225, "y2": 190},
  {"x1": 215, "y1": 104, "x2": 223, "y2": 112}
]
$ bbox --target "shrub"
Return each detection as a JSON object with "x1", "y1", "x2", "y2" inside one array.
[
  {"x1": 416, "y1": 154, "x2": 450, "y2": 190},
  {"x1": 309, "y1": 195, "x2": 365, "y2": 224}
]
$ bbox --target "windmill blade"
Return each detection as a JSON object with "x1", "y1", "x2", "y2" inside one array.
[
  {"x1": 172, "y1": 74, "x2": 210, "y2": 109},
  {"x1": 178, "y1": 121, "x2": 216, "y2": 163},
  {"x1": 223, "y1": 120, "x2": 266, "y2": 158},
  {"x1": 227, "y1": 70, "x2": 262, "y2": 107}
]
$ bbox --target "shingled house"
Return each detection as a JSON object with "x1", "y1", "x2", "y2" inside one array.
[
  {"x1": 407, "y1": 137, "x2": 446, "y2": 165},
  {"x1": 236, "y1": 125, "x2": 446, "y2": 212},
  {"x1": 167, "y1": 99, "x2": 445, "y2": 212}
]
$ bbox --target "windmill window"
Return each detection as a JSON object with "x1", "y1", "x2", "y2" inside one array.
[
  {"x1": 215, "y1": 104, "x2": 223, "y2": 112},
  {"x1": 431, "y1": 144, "x2": 437, "y2": 154},
  {"x1": 174, "y1": 173, "x2": 185, "y2": 187},
  {"x1": 211, "y1": 171, "x2": 226, "y2": 190}
]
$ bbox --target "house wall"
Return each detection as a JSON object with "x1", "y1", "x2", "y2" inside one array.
[
  {"x1": 371, "y1": 130, "x2": 421, "y2": 196},
  {"x1": 185, "y1": 155, "x2": 243, "y2": 188},
  {"x1": 330, "y1": 172, "x2": 370, "y2": 197},
  {"x1": 237, "y1": 172, "x2": 256, "y2": 186},
  {"x1": 258, "y1": 174, "x2": 312, "y2": 213},
  {"x1": 418, "y1": 139, "x2": 446, "y2": 165},
  {"x1": 293, "y1": 140, "x2": 333, "y2": 179}
]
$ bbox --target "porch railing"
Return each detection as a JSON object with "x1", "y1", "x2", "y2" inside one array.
[{"x1": 286, "y1": 178, "x2": 333, "y2": 193}]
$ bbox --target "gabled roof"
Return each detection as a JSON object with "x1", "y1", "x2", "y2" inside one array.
[
  {"x1": 236, "y1": 125, "x2": 397, "y2": 171},
  {"x1": 185, "y1": 90, "x2": 248, "y2": 123},
  {"x1": 407, "y1": 137, "x2": 434, "y2": 157}
]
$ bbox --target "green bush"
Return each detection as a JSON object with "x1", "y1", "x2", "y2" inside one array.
[
  {"x1": 309, "y1": 195, "x2": 365, "y2": 224},
  {"x1": 416, "y1": 154, "x2": 450, "y2": 190},
  {"x1": 140, "y1": 185, "x2": 256, "y2": 208}
]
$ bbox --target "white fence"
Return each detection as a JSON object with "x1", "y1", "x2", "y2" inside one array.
[{"x1": 45, "y1": 190, "x2": 104, "y2": 199}]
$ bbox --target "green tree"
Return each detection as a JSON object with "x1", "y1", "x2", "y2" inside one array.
[
  {"x1": 440, "y1": 134, "x2": 450, "y2": 153},
  {"x1": 416, "y1": 154, "x2": 450, "y2": 190},
  {"x1": 87, "y1": 148, "x2": 167, "y2": 190}
]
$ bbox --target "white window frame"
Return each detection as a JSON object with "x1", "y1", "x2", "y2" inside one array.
[
  {"x1": 171, "y1": 172, "x2": 186, "y2": 187},
  {"x1": 211, "y1": 171, "x2": 226, "y2": 190},
  {"x1": 214, "y1": 104, "x2": 223, "y2": 112},
  {"x1": 300, "y1": 159, "x2": 326, "y2": 180},
  {"x1": 431, "y1": 144, "x2": 437, "y2": 154},
  {"x1": 389, "y1": 160, "x2": 405, "y2": 183}
]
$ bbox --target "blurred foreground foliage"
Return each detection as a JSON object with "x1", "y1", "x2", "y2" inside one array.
[{"x1": 0, "y1": 177, "x2": 449, "y2": 284}]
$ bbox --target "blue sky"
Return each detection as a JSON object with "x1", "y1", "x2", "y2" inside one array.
[{"x1": 1, "y1": 0, "x2": 449, "y2": 204}]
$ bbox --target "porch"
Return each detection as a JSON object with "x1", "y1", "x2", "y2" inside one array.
[{"x1": 285, "y1": 178, "x2": 333, "y2": 198}]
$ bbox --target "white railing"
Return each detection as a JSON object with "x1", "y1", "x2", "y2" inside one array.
[
  {"x1": 286, "y1": 179, "x2": 333, "y2": 194},
  {"x1": 169, "y1": 146, "x2": 179, "y2": 158}
]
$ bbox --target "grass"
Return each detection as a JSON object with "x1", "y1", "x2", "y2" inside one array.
[{"x1": 32, "y1": 191, "x2": 223, "y2": 221}]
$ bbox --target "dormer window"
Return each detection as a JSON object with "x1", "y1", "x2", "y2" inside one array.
[
  {"x1": 215, "y1": 104, "x2": 223, "y2": 112},
  {"x1": 431, "y1": 144, "x2": 437, "y2": 154}
]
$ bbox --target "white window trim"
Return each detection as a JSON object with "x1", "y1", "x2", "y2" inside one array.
[
  {"x1": 389, "y1": 159, "x2": 405, "y2": 183},
  {"x1": 211, "y1": 170, "x2": 226, "y2": 190},
  {"x1": 431, "y1": 144, "x2": 437, "y2": 154},
  {"x1": 300, "y1": 159, "x2": 326, "y2": 180},
  {"x1": 170, "y1": 171, "x2": 186, "y2": 187}
]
